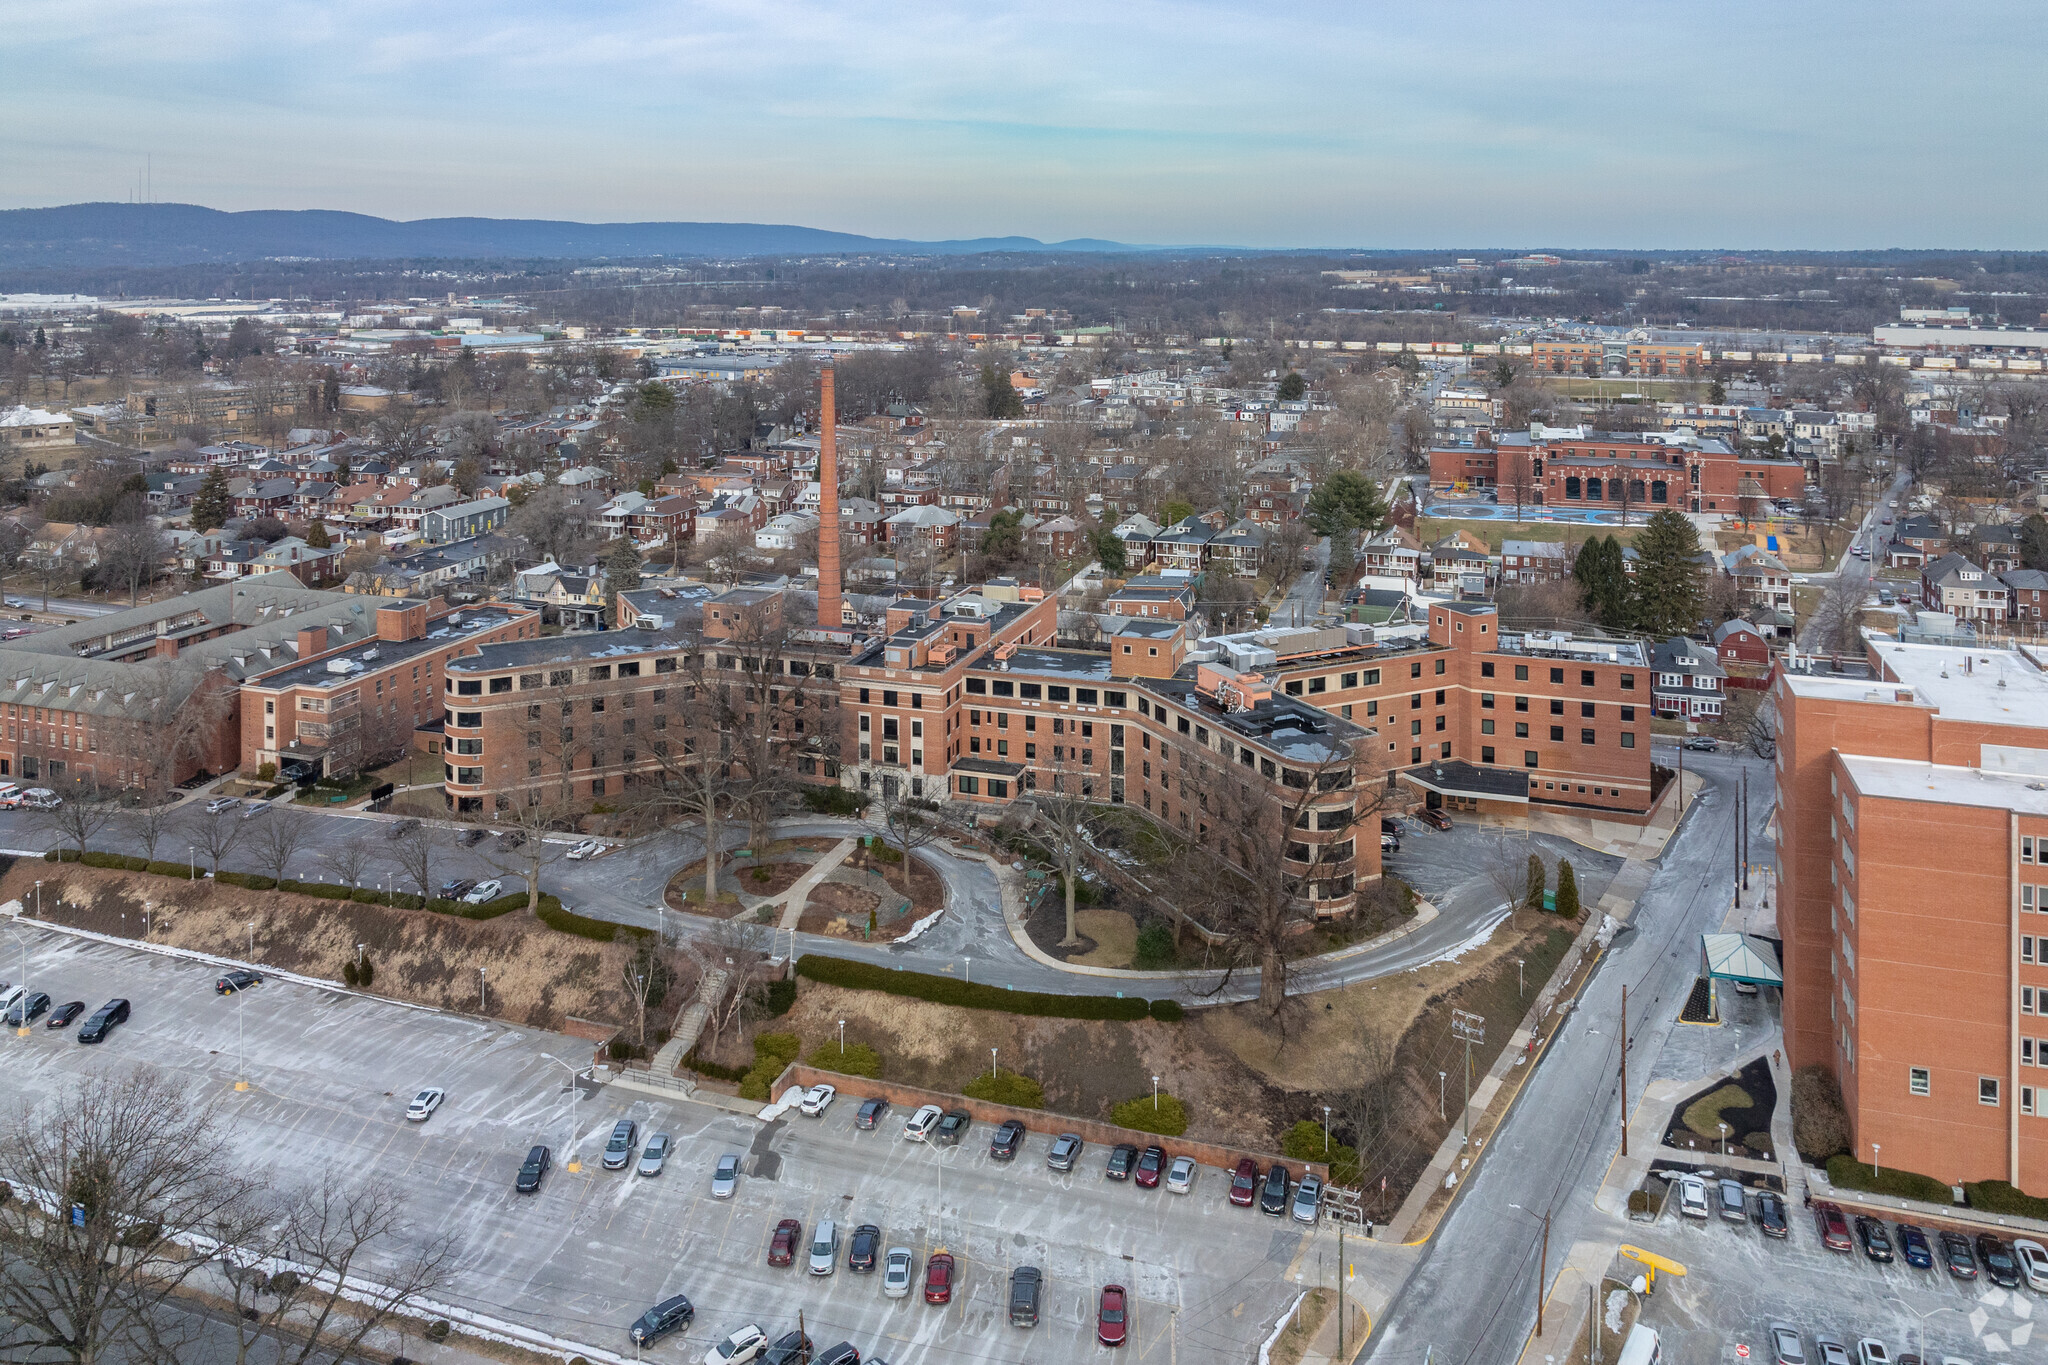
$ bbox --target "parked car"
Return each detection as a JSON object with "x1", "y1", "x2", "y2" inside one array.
[
  {"x1": 404, "y1": 1088, "x2": 445, "y2": 1122},
  {"x1": 1717, "y1": 1179, "x2": 1747, "y2": 1223},
  {"x1": 438, "y1": 879, "x2": 476, "y2": 901},
  {"x1": 1166, "y1": 1155, "x2": 1197, "y2": 1194},
  {"x1": 515, "y1": 1145, "x2": 551, "y2": 1194},
  {"x1": 1106, "y1": 1143, "x2": 1138, "y2": 1181},
  {"x1": 1855, "y1": 1215, "x2": 1894, "y2": 1263},
  {"x1": 883, "y1": 1247, "x2": 915, "y2": 1298},
  {"x1": 762, "y1": 1331, "x2": 812, "y2": 1365},
  {"x1": 924, "y1": 1107, "x2": 965, "y2": 1145},
  {"x1": 602, "y1": 1119, "x2": 638, "y2": 1170},
  {"x1": 1229, "y1": 1157, "x2": 1260, "y2": 1207},
  {"x1": 1975, "y1": 1233, "x2": 2022, "y2": 1289},
  {"x1": 205, "y1": 796, "x2": 239, "y2": 814},
  {"x1": 799, "y1": 1083, "x2": 837, "y2": 1117},
  {"x1": 849, "y1": 1223, "x2": 881, "y2": 1272},
  {"x1": 640, "y1": 1134, "x2": 673, "y2": 1178},
  {"x1": 1381, "y1": 832, "x2": 1401, "y2": 853},
  {"x1": 1098, "y1": 1284, "x2": 1129, "y2": 1347},
  {"x1": 1771, "y1": 1323, "x2": 1806, "y2": 1365},
  {"x1": 462, "y1": 879, "x2": 503, "y2": 904},
  {"x1": 216, "y1": 969, "x2": 262, "y2": 994},
  {"x1": 709, "y1": 1150, "x2": 738, "y2": 1194},
  {"x1": 76, "y1": 998, "x2": 130, "y2": 1044},
  {"x1": 1259, "y1": 1163, "x2": 1293, "y2": 1216},
  {"x1": 1676, "y1": 1174, "x2": 1710, "y2": 1220},
  {"x1": 814, "y1": 1344, "x2": 859, "y2": 1365},
  {"x1": 496, "y1": 831, "x2": 526, "y2": 851},
  {"x1": 1898, "y1": 1223, "x2": 1933, "y2": 1269},
  {"x1": 387, "y1": 818, "x2": 419, "y2": 839},
  {"x1": 903, "y1": 1104, "x2": 944, "y2": 1142},
  {"x1": 1418, "y1": 808, "x2": 1452, "y2": 831},
  {"x1": 239, "y1": 799, "x2": 272, "y2": 820},
  {"x1": 46, "y1": 1000, "x2": 84, "y2": 1028},
  {"x1": 1135, "y1": 1145, "x2": 1166, "y2": 1189},
  {"x1": 2014, "y1": 1236, "x2": 2048, "y2": 1291},
  {"x1": 15, "y1": 788, "x2": 55, "y2": 810},
  {"x1": 1048, "y1": 1133, "x2": 1084, "y2": 1171},
  {"x1": 924, "y1": 1250, "x2": 955, "y2": 1303},
  {"x1": 1754, "y1": 1190, "x2": 1788, "y2": 1239},
  {"x1": 1814, "y1": 1336, "x2": 1851, "y2": 1365},
  {"x1": 1814, "y1": 1201, "x2": 1852, "y2": 1251},
  {"x1": 990, "y1": 1119, "x2": 1025, "y2": 1161},
  {"x1": 703, "y1": 1323, "x2": 766, "y2": 1365},
  {"x1": 808, "y1": 1219, "x2": 840, "y2": 1275},
  {"x1": 1008, "y1": 1266, "x2": 1042, "y2": 1327},
  {"x1": 455, "y1": 827, "x2": 488, "y2": 847},
  {"x1": 566, "y1": 838, "x2": 604, "y2": 860},
  {"x1": 1939, "y1": 1229, "x2": 1977, "y2": 1279},
  {"x1": 1684, "y1": 736, "x2": 1718, "y2": 752},
  {"x1": 767, "y1": 1218, "x2": 802, "y2": 1267},
  {"x1": 1381, "y1": 816, "x2": 1402, "y2": 835},
  {"x1": 1856, "y1": 1340, "x2": 1891, "y2": 1365},
  {"x1": 628, "y1": 1294, "x2": 693, "y2": 1348},
  {"x1": 855, "y1": 1096, "x2": 890, "y2": 1129},
  {"x1": 4, "y1": 991, "x2": 50, "y2": 1026}
]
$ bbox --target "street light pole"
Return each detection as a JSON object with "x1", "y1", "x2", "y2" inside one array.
[
  {"x1": 1152, "y1": 1075, "x2": 1160, "y2": 1110},
  {"x1": 838, "y1": 1019, "x2": 846, "y2": 1056},
  {"x1": 7, "y1": 928, "x2": 28, "y2": 1037},
  {"x1": 991, "y1": 1047, "x2": 998, "y2": 1081},
  {"x1": 1323, "y1": 1105, "x2": 1331, "y2": 1154}
]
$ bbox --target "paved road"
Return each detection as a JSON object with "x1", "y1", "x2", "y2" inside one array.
[
  {"x1": 1, "y1": 592, "x2": 120, "y2": 617},
  {"x1": 1271, "y1": 534, "x2": 1329, "y2": 628},
  {"x1": 1362, "y1": 748, "x2": 1771, "y2": 1365}
]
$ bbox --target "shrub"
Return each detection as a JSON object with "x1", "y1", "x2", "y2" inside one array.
[
  {"x1": 423, "y1": 1320, "x2": 451, "y2": 1344},
  {"x1": 1627, "y1": 1189, "x2": 1654, "y2": 1216},
  {"x1": 1281, "y1": 1120, "x2": 1327, "y2": 1161},
  {"x1": 760, "y1": 978, "x2": 797, "y2": 1017},
  {"x1": 267, "y1": 1270, "x2": 300, "y2": 1296},
  {"x1": 1554, "y1": 860, "x2": 1580, "y2": 917},
  {"x1": 962, "y1": 1069, "x2": 1046, "y2": 1108},
  {"x1": 537, "y1": 897, "x2": 650, "y2": 941},
  {"x1": 796, "y1": 955, "x2": 1151, "y2": 1021},
  {"x1": 1826, "y1": 1155, "x2": 1952, "y2": 1204},
  {"x1": 78, "y1": 851, "x2": 148, "y2": 872},
  {"x1": 739, "y1": 1032, "x2": 803, "y2": 1100},
  {"x1": 1966, "y1": 1180, "x2": 2048, "y2": 1219},
  {"x1": 342, "y1": 961, "x2": 360, "y2": 987},
  {"x1": 257, "y1": 762, "x2": 277, "y2": 782},
  {"x1": 144, "y1": 861, "x2": 199, "y2": 879},
  {"x1": 806, "y1": 1040, "x2": 883, "y2": 1079},
  {"x1": 751, "y1": 866, "x2": 772, "y2": 884},
  {"x1": 358, "y1": 958, "x2": 374, "y2": 987},
  {"x1": 1133, "y1": 922, "x2": 1176, "y2": 970},
  {"x1": 1148, "y1": 998, "x2": 1184, "y2": 1022},
  {"x1": 802, "y1": 787, "x2": 868, "y2": 816},
  {"x1": 1110, "y1": 1091, "x2": 1188, "y2": 1137},
  {"x1": 1791, "y1": 1064, "x2": 1851, "y2": 1163},
  {"x1": 216, "y1": 872, "x2": 277, "y2": 891},
  {"x1": 684, "y1": 1052, "x2": 750, "y2": 1083}
]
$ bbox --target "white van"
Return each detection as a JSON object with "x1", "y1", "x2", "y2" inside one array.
[
  {"x1": 0, "y1": 783, "x2": 19, "y2": 807},
  {"x1": 18, "y1": 789, "x2": 61, "y2": 810},
  {"x1": 1617, "y1": 1324, "x2": 1662, "y2": 1365}
]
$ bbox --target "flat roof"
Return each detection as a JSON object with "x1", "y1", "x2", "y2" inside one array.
[
  {"x1": 447, "y1": 626, "x2": 691, "y2": 673},
  {"x1": 1860, "y1": 639, "x2": 2048, "y2": 729},
  {"x1": 254, "y1": 608, "x2": 528, "y2": 691},
  {"x1": 973, "y1": 647, "x2": 1115, "y2": 681},
  {"x1": 1139, "y1": 674, "x2": 1369, "y2": 763},
  {"x1": 1841, "y1": 755, "x2": 2048, "y2": 817}
]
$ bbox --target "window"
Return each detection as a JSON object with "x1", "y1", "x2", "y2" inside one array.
[
  {"x1": 1620, "y1": 732, "x2": 1636, "y2": 749},
  {"x1": 1435, "y1": 690, "x2": 1446, "y2": 706},
  {"x1": 1481, "y1": 719, "x2": 1495, "y2": 735},
  {"x1": 1515, "y1": 722, "x2": 1529, "y2": 738},
  {"x1": 1581, "y1": 669, "x2": 1596, "y2": 687},
  {"x1": 1481, "y1": 746, "x2": 1495, "y2": 764},
  {"x1": 1981, "y1": 1077, "x2": 2001, "y2": 1107},
  {"x1": 1550, "y1": 668, "x2": 1564, "y2": 684},
  {"x1": 1580, "y1": 702, "x2": 1596, "y2": 718},
  {"x1": 1410, "y1": 662, "x2": 1422, "y2": 679},
  {"x1": 456, "y1": 679, "x2": 481, "y2": 695},
  {"x1": 2029, "y1": 836, "x2": 2038, "y2": 863},
  {"x1": 1581, "y1": 729, "x2": 1596, "y2": 745},
  {"x1": 1515, "y1": 696, "x2": 1529, "y2": 712},
  {"x1": 1550, "y1": 726, "x2": 1564, "y2": 741},
  {"x1": 1620, "y1": 705, "x2": 1635, "y2": 722},
  {"x1": 489, "y1": 676, "x2": 513, "y2": 694},
  {"x1": 1514, "y1": 665, "x2": 1528, "y2": 681},
  {"x1": 2027, "y1": 1087, "x2": 2039, "y2": 1117},
  {"x1": 1435, "y1": 659, "x2": 1446, "y2": 676},
  {"x1": 1524, "y1": 751, "x2": 1539, "y2": 768},
  {"x1": 1481, "y1": 662, "x2": 1495, "y2": 679},
  {"x1": 1411, "y1": 720, "x2": 1422, "y2": 736}
]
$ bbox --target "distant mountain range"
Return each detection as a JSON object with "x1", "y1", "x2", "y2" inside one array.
[{"x1": 0, "y1": 203, "x2": 1147, "y2": 270}]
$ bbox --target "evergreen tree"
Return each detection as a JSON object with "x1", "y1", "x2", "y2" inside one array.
[
  {"x1": 1093, "y1": 528, "x2": 1127, "y2": 573},
  {"x1": 305, "y1": 520, "x2": 331, "y2": 549},
  {"x1": 191, "y1": 466, "x2": 232, "y2": 532},
  {"x1": 1572, "y1": 535, "x2": 1631, "y2": 629},
  {"x1": 2020, "y1": 514, "x2": 2048, "y2": 572},
  {"x1": 1304, "y1": 471, "x2": 1389, "y2": 539},
  {"x1": 602, "y1": 535, "x2": 644, "y2": 609},
  {"x1": 1630, "y1": 509, "x2": 1707, "y2": 637},
  {"x1": 1707, "y1": 378, "x2": 1727, "y2": 404},
  {"x1": 1525, "y1": 853, "x2": 1546, "y2": 909},
  {"x1": 1555, "y1": 859, "x2": 1580, "y2": 917},
  {"x1": 1159, "y1": 499, "x2": 1194, "y2": 528},
  {"x1": 1276, "y1": 371, "x2": 1306, "y2": 401}
]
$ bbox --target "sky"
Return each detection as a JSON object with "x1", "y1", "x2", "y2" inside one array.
[{"x1": 5, "y1": 1, "x2": 2044, "y2": 250}]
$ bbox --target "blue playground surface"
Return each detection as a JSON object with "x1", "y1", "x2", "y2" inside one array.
[{"x1": 1423, "y1": 501, "x2": 1626, "y2": 525}]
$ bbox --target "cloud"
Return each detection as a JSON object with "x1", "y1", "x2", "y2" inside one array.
[{"x1": 4, "y1": 0, "x2": 2044, "y2": 247}]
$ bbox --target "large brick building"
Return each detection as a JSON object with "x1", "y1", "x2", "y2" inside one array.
[
  {"x1": 1430, "y1": 426, "x2": 1806, "y2": 515},
  {"x1": 1777, "y1": 641, "x2": 2048, "y2": 1194}
]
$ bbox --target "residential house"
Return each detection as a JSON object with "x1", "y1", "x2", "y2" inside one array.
[
  {"x1": 1102, "y1": 581, "x2": 1195, "y2": 620},
  {"x1": 1030, "y1": 514, "x2": 1084, "y2": 561},
  {"x1": 2002, "y1": 569, "x2": 2048, "y2": 624},
  {"x1": 1972, "y1": 524, "x2": 2021, "y2": 573},
  {"x1": 232, "y1": 477, "x2": 299, "y2": 518},
  {"x1": 1357, "y1": 527, "x2": 1423, "y2": 586},
  {"x1": 1888, "y1": 514, "x2": 1948, "y2": 569},
  {"x1": 1499, "y1": 539, "x2": 1567, "y2": 585},
  {"x1": 1151, "y1": 517, "x2": 1214, "y2": 572},
  {"x1": 1722, "y1": 545, "x2": 1793, "y2": 615},
  {"x1": 1207, "y1": 519, "x2": 1271, "y2": 578},
  {"x1": 419, "y1": 495, "x2": 509, "y2": 545},
  {"x1": 145, "y1": 473, "x2": 205, "y2": 511},
  {"x1": 757, "y1": 510, "x2": 820, "y2": 552},
  {"x1": 1920, "y1": 551, "x2": 2008, "y2": 624},
  {"x1": 1650, "y1": 635, "x2": 1726, "y2": 718},
  {"x1": 1711, "y1": 619, "x2": 1772, "y2": 688},
  {"x1": 884, "y1": 503, "x2": 960, "y2": 554},
  {"x1": 839, "y1": 497, "x2": 884, "y2": 546},
  {"x1": 391, "y1": 485, "x2": 465, "y2": 534}
]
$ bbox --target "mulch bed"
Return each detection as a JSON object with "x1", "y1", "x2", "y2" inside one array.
[
  {"x1": 1663, "y1": 1056, "x2": 1778, "y2": 1158},
  {"x1": 794, "y1": 881, "x2": 884, "y2": 937}
]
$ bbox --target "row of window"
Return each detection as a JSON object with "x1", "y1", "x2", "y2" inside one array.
[
  {"x1": 961, "y1": 678, "x2": 1129, "y2": 706},
  {"x1": 451, "y1": 657, "x2": 677, "y2": 695},
  {"x1": 1909, "y1": 1068, "x2": 2039, "y2": 1115}
]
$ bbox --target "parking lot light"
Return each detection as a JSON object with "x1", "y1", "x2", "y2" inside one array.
[
  {"x1": 1872, "y1": 1142, "x2": 1880, "y2": 1177},
  {"x1": 838, "y1": 1019, "x2": 845, "y2": 1056},
  {"x1": 7, "y1": 927, "x2": 28, "y2": 1036},
  {"x1": 1152, "y1": 1075, "x2": 1160, "y2": 1110}
]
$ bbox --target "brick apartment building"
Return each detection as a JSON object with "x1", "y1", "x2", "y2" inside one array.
[
  {"x1": 1430, "y1": 426, "x2": 1806, "y2": 515},
  {"x1": 1777, "y1": 640, "x2": 2048, "y2": 1193},
  {"x1": 1531, "y1": 340, "x2": 1703, "y2": 376}
]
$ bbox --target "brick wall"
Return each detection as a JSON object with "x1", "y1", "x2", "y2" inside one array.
[{"x1": 781, "y1": 1062, "x2": 1330, "y2": 1184}]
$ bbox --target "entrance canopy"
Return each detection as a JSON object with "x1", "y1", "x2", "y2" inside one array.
[{"x1": 1700, "y1": 932, "x2": 1782, "y2": 986}]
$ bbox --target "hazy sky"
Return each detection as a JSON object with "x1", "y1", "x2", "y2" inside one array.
[{"x1": 6, "y1": 1, "x2": 2043, "y2": 249}]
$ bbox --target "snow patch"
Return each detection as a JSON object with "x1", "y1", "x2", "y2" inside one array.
[{"x1": 1409, "y1": 909, "x2": 1509, "y2": 970}]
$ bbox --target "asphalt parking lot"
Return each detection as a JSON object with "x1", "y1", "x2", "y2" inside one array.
[
  {"x1": 1630, "y1": 1186, "x2": 2040, "y2": 1365},
  {"x1": 0, "y1": 924, "x2": 1315, "y2": 1363}
]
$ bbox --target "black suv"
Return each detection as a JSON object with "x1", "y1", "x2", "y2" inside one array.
[
  {"x1": 1008, "y1": 1266, "x2": 1043, "y2": 1327},
  {"x1": 216, "y1": 970, "x2": 262, "y2": 995},
  {"x1": 933, "y1": 1108, "x2": 971, "y2": 1146},
  {"x1": 5, "y1": 991, "x2": 50, "y2": 1026},
  {"x1": 990, "y1": 1119, "x2": 1025, "y2": 1161},
  {"x1": 855, "y1": 1096, "x2": 889, "y2": 1129},
  {"x1": 628, "y1": 1294, "x2": 693, "y2": 1347},
  {"x1": 1105, "y1": 1143, "x2": 1138, "y2": 1180},
  {"x1": 1260, "y1": 1163, "x2": 1291, "y2": 1215},
  {"x1": 762, "y1": 1331, "x2": 812, "y2": 1365},
  {"x1": 1976, "y1": 1233, "x2": 2022, "y2": 1289},
  {"x1": 77, "y1": 998, "x2": 130, "y2": 1044},
  {"x1": 849, "y1": 1222, "x2": 882, "y2": 1272},
  {"x1": 515, "y1": 1145, "x2": 551, "y2": 1194}
]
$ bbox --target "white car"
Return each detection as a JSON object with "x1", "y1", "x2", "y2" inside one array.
[
  {"x1": 808, "y1": 1219, "x2": 839, "y2": 1275},
  {"x1": 404, "y1": 1088, "x2": 445, "y2": 1122},
  {"x1": 903, "y1": 1103, "x2": 944, "y2": 1142},
  {"x1": 205, "y1": 796, "x2": 239, "y2": 815},
  {"x1": 1856, "y1": 1340, "x2": 1890, "y2": 1365},
  {"x1": 883, "y1": 1246, "x2": 915, "y2": 1298},
  {"x1": 240, "y1": 800, "x2": 269, "y2": 820},
  {"x1": 1166, "y1": 1155, "x2": 1197, "y2": 1194},
  {"x1": 799, "y1": 1083, "x2": 836, "y2": 1117},
  {"x1": 639, "y1": 1133, "x2": 672, "y2": 1177},
  {"x1": 1676, "y1": 1173, "x2": 1710, "y2": 1219},
  {"x1": 703, "y1": 1323, "x2": 767, "y2": 1365},
  {"x1": 2014, "y1": 1237, "x2": 2048, "y2": 1291},
  {"x1": 565, "y1": 839, "x2": 603, "y2": 860},
  {"x1": 462, "y1": 879, "x2": 503, "y2": 904}
]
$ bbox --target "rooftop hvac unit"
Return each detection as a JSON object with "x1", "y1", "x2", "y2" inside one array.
[{"x1": 325, "y1": 658, "x2": 358, "y2": 674}]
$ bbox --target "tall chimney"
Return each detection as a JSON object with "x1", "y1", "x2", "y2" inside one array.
[{"x1": 816, "y1": 366, "x2": 843, "y2": 630}]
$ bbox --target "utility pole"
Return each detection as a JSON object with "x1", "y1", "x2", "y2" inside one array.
[
  {"x1": 1619, "y1": 984, "x2": 1630, "y2": 1157},
  {"x1": 1741, "y1": 767, "x2": 1750, "y2": 892},
  {"x1": 1337, "y1": 1220, "x2": 1345, "y2": 1361},
  {"x1": 1452, "y1": 1010, "x2": 1486, "y2": 1150},
  {"x1": 1537, "y1": 1208, "x2": 1550, "y2": 1336}
]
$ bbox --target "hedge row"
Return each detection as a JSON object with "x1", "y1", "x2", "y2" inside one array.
[
  {"x1": 1825, "y1": 1155, "x2": 1953, "y2": 1205},
  {"x1": 962, "y1": 1069, "x2": 1046, "y2": 1108},
  {"x1": 805, "y1": 1040, "x2": 883, "y2": 1080},
  {"x1": 537, "y1": 898, "x2": 649, "y2": 941},
  {"x1": 739, "y1": 1032, "x2": 802, "y2": 1101},
  {"x1": 1110, "y1": 1091, "x2": 1188, "y2": 1137},
  {"x1": 1966, "y1": 1179, "x2": 2048, "y2": 1220},
  {"x1": 42, "y1": 851, "x2": 539, "y2": 925},
  {"x1": 796, "y1": 954, "x2": 1179, "y2": 1022}
]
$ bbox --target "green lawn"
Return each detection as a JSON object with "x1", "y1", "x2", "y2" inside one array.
[{"x1": 1413, "y1": 517, "x2": 1647, "y2": 550}]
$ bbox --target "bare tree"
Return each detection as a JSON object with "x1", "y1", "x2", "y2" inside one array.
[
  {"x1": 683, "y1": 914, "x2": 765, "y2": 1059},
  {"x1": 1484, "y1": 834, "x2": 1535, "y2": 912},
  {"x1": 183, "y1": 802, "x2": 247, "y2": 877},
  {"x1": 1022, "y1": 754, "x2": 1108, "y2": 947},
  {"x1": 860, "y1": 788, "x2": 947, "y2": 899},
  {"x1": 0, "y1": 1071, "x2": 271, "y2": 1365},
  {"x1": 34, "y1": 784, "x2": 119, "y2": 859},
  {"x1": 118, "y1": 786, "x2": 181, "y2": 864},
  {"x1": 318, "y1": 839, "x2": 377, "y2": 895},
  {"x1": 218, "y1": 1181, "x2": 455, "y2": 1365},
  {"x1": 467, "y1": 800, "x2": 574, "y2": 916},
  {"x1": 247, "y1": 804, "x2": 318, "y2": 883},
  {"x1": 1805, "y1": 574, "x2": 1868, "y2": 656},
  {"x1": 383, "y1": 820, "x2": 442, "y2": 900},
  {"x1": 96, "y1": 512, "x2": 169, "y2": 607}
]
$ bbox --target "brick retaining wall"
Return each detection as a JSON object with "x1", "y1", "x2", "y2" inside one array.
[{"x1": 780, "y1": 1062, "x2": 1329, "y2": 1184}]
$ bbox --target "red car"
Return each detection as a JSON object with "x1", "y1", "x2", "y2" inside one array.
[
  {"x1": 768, "y1": 1218, "x2": 802, "y2": 1267},
  {"x1": 1229, "y1": 1157, "x2": 1259, "y2": 1207},
  {"x1": 1134, "y1": 1145, "x2": 1165, "y2": 1189},
  {"x1": 924, "y1": 1250, "x2": 955, "y2": 1304},
  {"x1": 1098, "y1": 1284, "x2": 1128, "y2": 1347},
  {"x1": 1813, "y1": 1202, "x2": 1852, "y2": 1253},
  {"x1": 1419, "y1": 808, "x2": 1452, "y2": 831}
]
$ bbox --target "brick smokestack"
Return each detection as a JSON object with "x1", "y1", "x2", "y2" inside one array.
[{"x1": 816, "y1": 365, "x2": 842, "y2": 630}]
